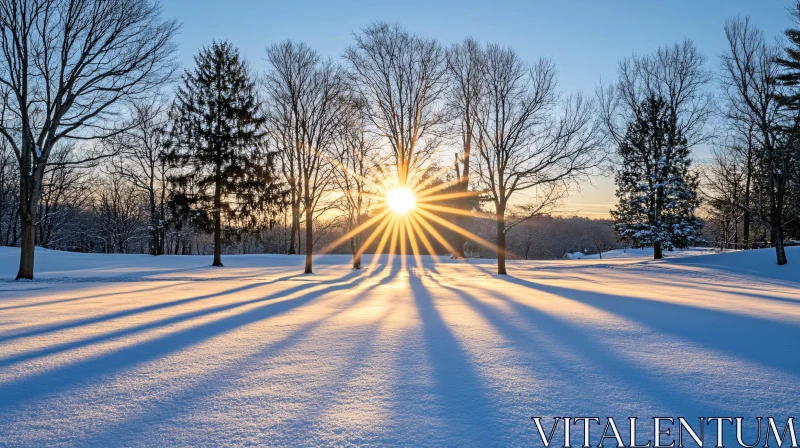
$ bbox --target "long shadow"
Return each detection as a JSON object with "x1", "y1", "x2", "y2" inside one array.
[
  {"x1": 670, "y1": 258, "x2": 800, "y2": 286},
  {"x1": 0, "y1": 269, "x2": 368, "y2": 412},
  {"x1": 74, "y1": 277, "x2": 396, "y2": 447},
  {"x1": 1, "y1": 264, "x2": 406, "y2": 369},
  {"x1": 0, "y1": 273, "x2": 307, "y2": 343},
  {"x1": 0, "y1": 274, "x2": 337, "y2": 367},
  {"x1": 656, "y1": 280, "x2": 800, "y2": 307},
  {"x1": 499, "y1": 275, "x2": 800, "y2": 378},
  {"x1": 425, "y1": 270, "x2": 719, "y2": 416},
  {"x1": 407, "y1": 274, "x2": 504, "y2": 445},
  {"x1": 0, "y1": 262, "x2": 228, "y2": 284},
  {"x1": 534, "y1": 260, "x2": 800, "y2": 291},
  {"x1": 0, "y1": 282, "x2": 191, "y2": 312}
]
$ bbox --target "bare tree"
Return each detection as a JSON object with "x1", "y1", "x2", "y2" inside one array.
[
  {"x1": 600, "y1": 40, "x2": 714, "y2": 148},
  {"x1": 331, "y1": 97, "x2": 380, "y2": 269},
  {"x1": 265, "y1": 69, "x2": 303, "y2": 256},
  {"x1": 0, "y1": 138, "x2": 19, "y2": 246},
  {"x1": 265, "y1": 41, "x2": 348, "y2": 274},
  {"x1": 445, "y1": 38, "x2": 483, "y2": 258},
  {"x1": 0, "y1": 0, "x2": 178, "y2": 279},
  {"x1": 109, "y1": 100, "x2": 172, "y2": 255},
  {"x1": 721, "y1": 17, "x2": 790, "y2": 264},
  {"x1": 473, "y1": 45, "x2": 605, "y2": 275},
  {"x1": 702, "y1": 142, "x2": 747, "y2": 250},
  {"x1": 94, "y1": 173, "x2": 146, "y2": 253},
  {"x1": 587, "y1": 220, "x2": 616, "y2": 259},
  {"x1": 36, "y1": 144, "x2": 91, "y2": 249},
  {"x1": 723, "y1": 122, "x2": 758, "y2": 249},
  {"x1": 344, "y1": 22, "x2": 447, "y2": 187}
]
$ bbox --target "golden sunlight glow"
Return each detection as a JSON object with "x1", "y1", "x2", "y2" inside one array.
[
  {"x1": 386, "y1": 188, "x2": 416, "y2": 215},
  {"x1": 315, "y1": 157, "x2": 495, "y2": 268}
]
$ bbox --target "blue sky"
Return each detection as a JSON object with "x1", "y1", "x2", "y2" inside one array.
[{"x1": 162, "y1": 0, "x2": 791, "y2": 217}]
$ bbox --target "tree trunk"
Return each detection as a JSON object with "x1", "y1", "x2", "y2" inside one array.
[
  {"x1": 16, "y1": 166, "x2": 40, "y2": 280},
  {"x1": 742, "y1": 141, "x2": 753, "y2": 249},
  {"x1": 150, "y1": 188, "x2": 159, "y2": 256},
  {"x1": 742, "y1": 209, "x2": 751, "y2": 249},
  {"x1": 16, "y1": 209, "x2": 36, "y2": 280},
  {"x1": 289, "y1": 195, "x2": 299, "y2": 255},
  {"x1": 451, "y1": 155, "x2": 467, "y2": 259},
  {"x1": 774, "y1": 224, "x2": 787, "y2": 265},
  {"x1": 496, "y1": 205, "x2": 507, "y2": 275},
  {"x1": 304, "y1": 206, "x2": 313, "y2": 274},
  {"x1": 351, "y1": 219, "x2": 362, "y2": 269},
  {"x1": 770, "y1": 179, "x2": 787, "y2": 266},
  {"x1": 158, "y1": 165, "x2": 167, "y2": 256},
  {"x1": 212, "y1": 165, "x2": 223, "y2": 267},
  {"x1": 769, "y1": 163, "x2": 787, "y2": 266},
  {"x1": 653, "y1": 177, "x2": 665, "y2": 260}
]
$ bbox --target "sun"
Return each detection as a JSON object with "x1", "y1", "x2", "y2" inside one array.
[{"x1": 386, "y1": 188, "x2": 416, "y2": 215}]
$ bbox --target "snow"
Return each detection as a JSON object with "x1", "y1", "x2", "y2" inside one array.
[
  {"x1": 0, "y1": 247, "x2": 799, "y2": 446},
  {"x1": 584, "y1": 247, "x2": 716, "y2": 259},
  {"x1": 565, "y1": 247, "x2": 714, "y2": 260},
  {"x1": 564, "y1": 251, "x2": 586, "y2": 259}
]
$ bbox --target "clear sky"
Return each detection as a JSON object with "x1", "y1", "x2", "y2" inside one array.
[{"x1": 162, "y1": 0, "x2": 791, "y2": 218}]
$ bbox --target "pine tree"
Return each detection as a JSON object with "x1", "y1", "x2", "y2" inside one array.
[
  {"x1": 611, "y1": 95, "x2": 702, "y2": 259},
  {"x1": 166, "y1": 41, "x2": 284, "y2": 266},
  {"x1": 777, "y1": 1, "x2": 800, "y2": 110}
]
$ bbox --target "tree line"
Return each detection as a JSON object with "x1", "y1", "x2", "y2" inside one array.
[{"x1": 1, "y1": 0, "x2": 798, "y2": 279}]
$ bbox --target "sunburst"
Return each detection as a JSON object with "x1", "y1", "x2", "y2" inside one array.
[
  {"x1": 386, "y1": 188, "x2": 416, "y2": 215},
  {"x1": 318, "y1": 157, "x2": 506, "y2": 270}
]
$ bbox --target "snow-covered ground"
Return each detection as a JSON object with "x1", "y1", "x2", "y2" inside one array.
[
  {"x1": 0, "y1": 247, "x2": 798, "y2": 446},
  {"x1": 566, "y1": 246, "x2": 716, "y2": 260}
]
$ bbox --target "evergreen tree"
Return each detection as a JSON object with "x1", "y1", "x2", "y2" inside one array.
[
  {"x1": 777, "y1": 1, "x2": 800, "y2": 110},
  {"x1": 166, "y1": 41, "x2": 284, "y2": 266},
  {"x1": 611, "y1": 95, "x2": 702, "y2": 259}
]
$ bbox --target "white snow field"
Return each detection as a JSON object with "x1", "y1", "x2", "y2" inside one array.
[{"x1": 0, "y1": 247, "x2": 799, "y2": 447}]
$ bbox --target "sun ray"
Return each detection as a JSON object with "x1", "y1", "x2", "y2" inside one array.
[
  {"x1": 410, "y1": 214, "x2": 464, "y2": 261},
  {"x1": 408, "y1": 211, "x2": 459, "y2": 256},
  {"x1": 406, "y1": 212, "x2": 442, "y2": 263},
  {"x1": 414, "y1": 207, "x2": 499, "y2": 254},
  {"x1": 368, "y1": 215, "x2": 399, "y2": 271},
  {"x1": 315, "y1": 164, "x2": 511, "y2": 270},
  {"x1": 413, "y1": 179, "x2": 462, "y2": 200},
  {"x1": 407, "y1": 163, "x2": 459, "y2": 196},
  {"x1": 415, "y1": 190, "x2": 480, "y2": 203},
  {"x1": 416, "y1": 203, "x2": 494, "y2": 220},
  {"x1": 387, "y1": 214, "x2": 401, "y2": 268},
  {"x1": 320, "y1": 153, "x2": 388, "y2": 194},
  {"x1": 403, "y1": 214, "x2": 425, "y2": 270},
  {"x1": 401, "y1": 214, "x2": 408, "y2": 269},
  {"x1": 317, "y1": 208, "x2": 391, "y2": 255},
  {"x1": 354, "y1": 212, "x2": 395, "y2": 261}
]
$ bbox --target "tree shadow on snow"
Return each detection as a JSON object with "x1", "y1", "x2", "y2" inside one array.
[
  {"x1": 403, "y1": 273, "x2": 505, "y2": 445},
  {"x1": 0, "y1": 268, "x2": 370, "y2": 413},
  {"x1": 0, "y1": 282, "x2": 192, "y2": 312},
  {"x1": 74, "y1": 268, "x2": 400, "y2": 446},
  {"x1": 423, "y1": 269, "x2": 695, "y2": 416},
  {"x1": 0, "y1": 273, "x2": 315, "y2": 344},
  {"x1": 497, "y1": 275, "x2": 800, "y2": 379}
]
